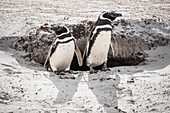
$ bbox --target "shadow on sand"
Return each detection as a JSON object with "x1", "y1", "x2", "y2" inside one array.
[
  {"x1": 48, "y1": 71, "x2": 122, "y2": 112},
  {"x1": 0, "y1": 34, "x2": 169, "y2": 112}
]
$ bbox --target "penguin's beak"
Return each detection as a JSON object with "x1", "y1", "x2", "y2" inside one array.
[
  {"x1": 112, "y1": 13, "x2": 122, "y2": 17},
  {"x1": 50, "y1": 27, "x2": 56, "y2": 31},
  {"x1": 50, "y1": 26, "x2": 63, "y2": 31},
  {"x1": 49, "y1": 27, "x2": 57, "y2": 34}
]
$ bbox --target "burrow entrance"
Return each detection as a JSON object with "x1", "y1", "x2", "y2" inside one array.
[{"x1": 0, "y1": 19, "x2": 169, "y2": 71}]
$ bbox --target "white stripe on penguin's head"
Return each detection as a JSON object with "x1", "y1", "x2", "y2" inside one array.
[
  {"x1": 57, "y1": 25, "x2": 70, "y2": 37},
  {"x1": 99, "y1": 10, "x2": 122, "y2": 22},
  {"x1": 99, "y1": 11, "x2": 112, "y2": 22},
  {"x1": 51, "y1": 25, "x2": 70, "y2": 37}
]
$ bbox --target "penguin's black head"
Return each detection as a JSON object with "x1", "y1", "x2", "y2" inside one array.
[
  {"x1": 100, "y1": 11, "x2": 122, "y2": 21},
  {"x1": 50, "y1": 25, "x2": 68, "y2": 35}
]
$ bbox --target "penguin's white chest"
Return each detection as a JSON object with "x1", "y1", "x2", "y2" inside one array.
[
  {"x1": 50, "y1": 41, "x2": 75, "y2": 71},
  {"x1": 88, "y1": 31, "x2": 111, "y2": 67}
]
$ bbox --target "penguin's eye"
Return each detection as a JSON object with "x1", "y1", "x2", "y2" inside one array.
[
  {"x1": 57, "y1": 26, "x2": 63, "y2": 31},
  {"x1": 58, "y1": 26, "x2": 62, "y2": 29},
  {"x1": 108, "y1": 12, "x2": 111, "y2": 15}
]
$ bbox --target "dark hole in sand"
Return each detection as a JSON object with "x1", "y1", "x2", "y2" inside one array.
[{"x1": 0, "y1": 19, "x2": 169, "y2": 71}]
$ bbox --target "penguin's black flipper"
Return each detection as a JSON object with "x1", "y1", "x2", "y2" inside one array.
[
  {"x1": 43, "y1": 38, "x2": 58, "y2": 68},
  {"x1": 75, "y1": 44, "x2": 83, "y2": 66},
  {"x1": 110, "y1": 37, "x2": 118, "y2": 57},
  {"x1": 46, "y1": 61, "x2": 53, "y2": 72},
  {"x1": 83, "y1": 26, "x2": 95, "y2": 59}
]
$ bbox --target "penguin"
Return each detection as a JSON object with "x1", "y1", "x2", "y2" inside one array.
[
  {"x1": 83, "y1": 11, "x2": 122, "y2": 74},
  {"x1": 44, "y1": 25, "x2": 83, "y2": 75}
]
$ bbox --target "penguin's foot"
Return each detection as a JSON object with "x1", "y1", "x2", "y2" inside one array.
[
  {"x1": 89, "y1": 65, "x2": 98, "y2": 74},
  {"x1": 90, "y1": 67, "x2": 98, "y2": 74},
  {"x1": 101, "y1": 68, "x2": 110, "y2": 71},
  {"x1": 54, "y1": 71, "x2": 65, "y2": 75},
  {"x1": 65, "y1": 70, "x2": 78, "y2": 74},
  {"x1": 101, "y1": 62, "x2": 110, "y2": 71},
  {"x1": 90, "y1": 69, "x2": 98, "y2": 74}
]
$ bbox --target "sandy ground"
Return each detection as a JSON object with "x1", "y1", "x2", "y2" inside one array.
[
  {"x1": 0, "y1": 0, "x2": 170, "y2": 113},
  {"x1": 0, "y1": 44, "x2": 170, "y2": 113},
  {"x1": 0, "y1": 0, "x2": 170, "y2": 37}
]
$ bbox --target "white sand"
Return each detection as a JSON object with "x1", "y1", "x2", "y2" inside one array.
[
  {"x1": 0, "y1": 0, "x2": 170, "y2": 113},
  {"x1": 0, "y1": 0, "x2": 169, "y2": 37},
  {"x1": 0, "y1": 44, "x2": 169, "y2": 113}
]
